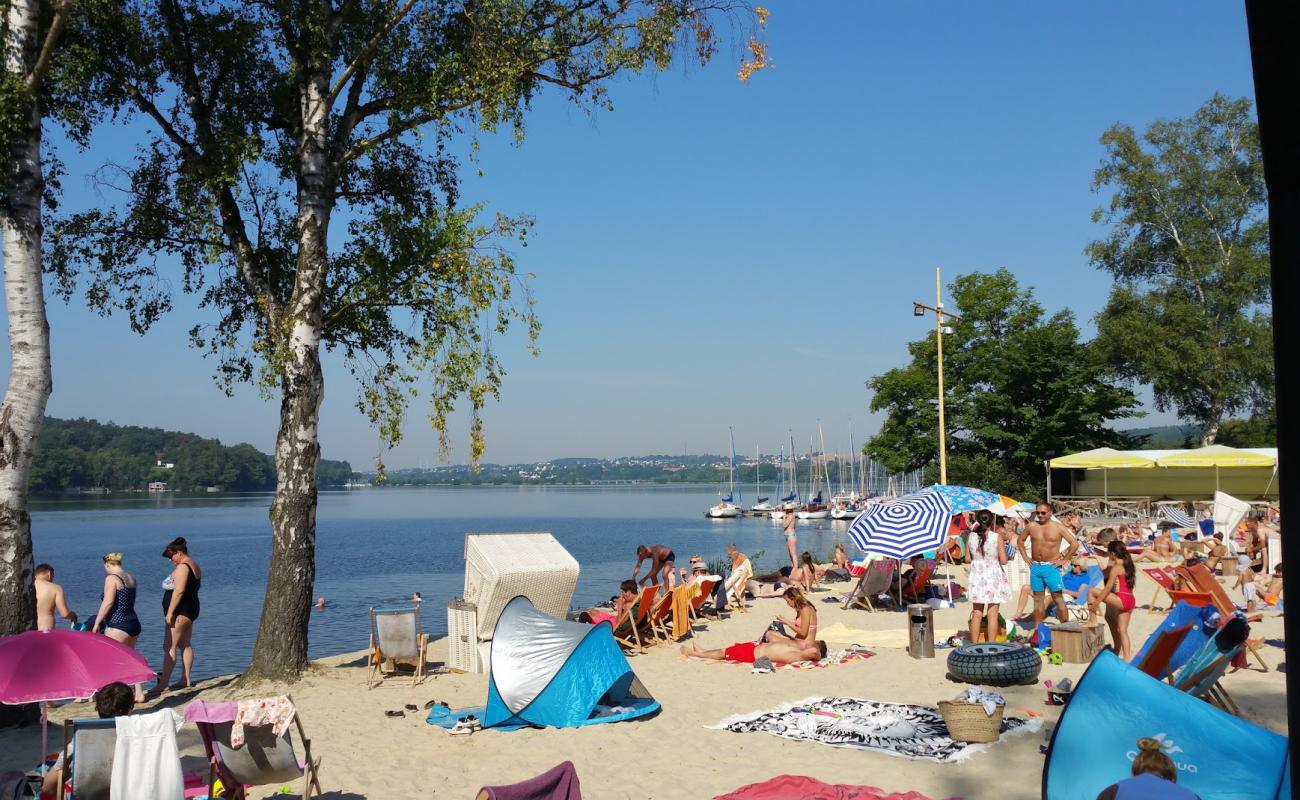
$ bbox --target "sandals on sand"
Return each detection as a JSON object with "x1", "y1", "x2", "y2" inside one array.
[
  {"x1": 423, "y1": 699, "x2": 449, "y2": 710},
  {"x1": 384, "y1": 709, "x2": 405, "y2": 718}
]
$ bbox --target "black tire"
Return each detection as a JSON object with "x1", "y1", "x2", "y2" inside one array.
[{"x1": 946, "y1": 642, "x2": 1042, "y2": 687}]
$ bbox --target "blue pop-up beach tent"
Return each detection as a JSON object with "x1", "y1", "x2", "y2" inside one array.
[
  {"x1": 1043, "y1": 648, "x2": 1289, "y2": 799},
  {"x1": 483, "y1": 596, "x2": 659, "y2": 729}
]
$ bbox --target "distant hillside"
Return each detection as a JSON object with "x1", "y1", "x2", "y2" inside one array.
[
  {"x1": 32, "y1": 417, "x2": 354, "y2": 493},
  {"x1": 1119, "y1": 424, "x2": 1201, "y2": 448}
]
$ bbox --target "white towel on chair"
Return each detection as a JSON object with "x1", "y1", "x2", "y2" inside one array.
[{"x1": 111, "y1": 709, "x2": 184, "y2": 799}]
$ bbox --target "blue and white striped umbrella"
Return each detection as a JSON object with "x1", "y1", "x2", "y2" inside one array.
[
  {"x1": 847, "y1": 488, "x2": 953, "y2": 559},
  {"x1": 922, "y1": 484, "x2": 1002, "y2": 513},
  {"x1": 1158, "y1": 506, "x2": 1196, "y2": 528}
]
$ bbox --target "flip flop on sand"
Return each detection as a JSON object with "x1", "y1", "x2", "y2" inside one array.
[
  {"x1": 384, "y1": 709, "x2": 405, "y2": 718},
  {"x1": 404, "y1": 704, "x2": 418, "y2": 711},
  {"x1": 423, "y1": 700, "x2": 449, "y2": 710}
]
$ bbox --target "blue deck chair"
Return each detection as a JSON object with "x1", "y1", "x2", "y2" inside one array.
[{"x1": 1132, "y1": 601, "x2": 1214, "y2": 677}]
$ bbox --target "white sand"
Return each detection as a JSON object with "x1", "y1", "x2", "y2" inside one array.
[{"x1": 2, "y1": 568, "x2": 1287, "y2": 799}]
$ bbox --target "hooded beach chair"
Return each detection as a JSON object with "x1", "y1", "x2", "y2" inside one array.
[
  {"x1": 190, "y1": 697, "x2": 323, "y2": 800},
  {"x1": 60, "y1": 718, "x2": 116, "y2": 800},
  {"x1": 842, "y1": 559, "x2": 896, "y2": 611},
  {"x1": 368, "y1": 606, "x2": 429, "y2": 688}
]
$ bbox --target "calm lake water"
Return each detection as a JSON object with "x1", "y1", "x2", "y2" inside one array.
[{"x1": 32, "y1": 486, "x2": 853, "y2": 681}]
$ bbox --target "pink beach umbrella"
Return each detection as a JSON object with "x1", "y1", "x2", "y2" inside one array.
[{"x1": 0, "y1": 629, "x2": 155, "y2": 773}]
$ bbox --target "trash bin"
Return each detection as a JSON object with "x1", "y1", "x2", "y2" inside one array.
[{"x1": 908, "y1": 603, "x2": 935, "y2": 659}]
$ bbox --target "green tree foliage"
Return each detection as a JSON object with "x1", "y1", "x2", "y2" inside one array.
[
  {"x1": 31, "y1": 417, "x2": 350, "y2": 491},
  {"x1": 46, "y1": 0, "x2": 767, "y2": 681},
  {"x1": 865, "y1": 270, "x2": 1140, "y2": 500},
  {"x1": 1088, "y1": 95, "x2": 1271, "y2": 446}
]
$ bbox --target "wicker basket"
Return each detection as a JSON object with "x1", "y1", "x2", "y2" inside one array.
[{"x1": 937, "y1": 700, "x2": 1005, "y2": 743}]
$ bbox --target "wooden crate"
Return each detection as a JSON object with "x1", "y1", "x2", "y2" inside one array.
[{"x1": 1048, "y1": 622, "x2": 1106, "y2": 663}]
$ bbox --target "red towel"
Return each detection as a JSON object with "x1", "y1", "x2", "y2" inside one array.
[
  {"x1": 715, "y1": 775, "x2": 956, "y2": 800},
  {"x1": 480, "y1": 761, "x2": 581, "y2": 800}
]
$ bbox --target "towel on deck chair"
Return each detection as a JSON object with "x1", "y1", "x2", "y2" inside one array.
[
  {"x1": 111, "y1": 708, "x2": 185, "y2": 800},
  {"x1": 478, "y1": 760, "x2": 582, "y2": 800}
]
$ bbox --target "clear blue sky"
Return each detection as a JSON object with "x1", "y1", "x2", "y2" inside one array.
[{"x1": 1, "y1": 1, "x2": 1259, "y2": 468}]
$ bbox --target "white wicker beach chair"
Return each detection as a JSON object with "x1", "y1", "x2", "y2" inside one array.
[{"x1": 463, "y1": 532, "x2": 580, "y2": 640}]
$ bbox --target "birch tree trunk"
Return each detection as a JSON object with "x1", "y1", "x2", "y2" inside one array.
[
  {"x1": 246, "y1": 72, "x2": 332, "y2": 681},
  {"x1": 0, "y1": 0, "x2": 51, "y2": 641}
]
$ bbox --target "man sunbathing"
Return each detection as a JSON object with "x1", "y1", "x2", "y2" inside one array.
[
  {"x1": 1133, "y1": 531, "x2": 1178, "y2": 562},
  {"x1": 680, "y1": 637, "x2": 827, "y2": 665}
]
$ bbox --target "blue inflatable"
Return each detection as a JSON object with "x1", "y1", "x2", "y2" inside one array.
[
  {"x1": 483, "y1": 596, "x2": 659, "y2": 729},
  {"x1": 1043, "y1": 648, "x2": 1289, "y2": 799}
]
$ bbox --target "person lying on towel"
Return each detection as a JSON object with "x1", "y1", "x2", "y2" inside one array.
[
  {"x1": 680, "y1": 637, "x2": 827, "y2": 665},
  {"x1": 578, "y1": 580, "x2": 638, "y2": 626}
]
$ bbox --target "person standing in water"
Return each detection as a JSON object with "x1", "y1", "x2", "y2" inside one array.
[
  {"x1": 780, "y1": 506, "x2": 798, "y2": 568},
  {"x1": 159, "y1": 537, "x2": 202, "y2": 691},
  {"x1": 35, "y1": 564, "x2": 77, "y2": 631},
  {"x1": 94, "y1": 552, "x2": 145, "y2": 702}
]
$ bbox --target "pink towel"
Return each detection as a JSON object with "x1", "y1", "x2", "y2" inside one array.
[
  {"x1": 479, "y1": 761, "x2": 581, "y2": 800},
  {"x1": 183, "y1": 699, "x2": 239, "y2": 724},
  {"x1": 715, "y1": 775, "x2": 955, "y2": 800}
]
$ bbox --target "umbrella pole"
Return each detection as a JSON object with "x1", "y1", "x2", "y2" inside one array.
[
  {"x1": 40, "y1": 703, "x2": 47, "y2": 777},
  {"x1": 898, "y1": 558, "x2": 903, "y2": 607}
]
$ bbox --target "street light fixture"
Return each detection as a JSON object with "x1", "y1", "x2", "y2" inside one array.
[{"x1": 912, "y1": 267, "x2": 962, "y2": 485}]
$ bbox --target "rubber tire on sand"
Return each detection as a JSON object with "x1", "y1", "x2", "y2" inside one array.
[{"x1": 946, "y1": 642, "x2": 1042, "y2": 687}]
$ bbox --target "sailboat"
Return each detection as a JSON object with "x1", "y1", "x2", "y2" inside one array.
[
  {"x1": 748, "y1": 445, "x2": 775, "y2": 514},
  {"x1": 770, "y1": 433, "x2": 798, "y2": 518},
  {"x1": 796, "y1": 426, "x2": 830, "y2": 520},
  {"x1": 830, "y1": 427, "x2": 862, "y2": 519},
  {"x1": 706, "y1": 428, "x2": 742, "y2": 518}
]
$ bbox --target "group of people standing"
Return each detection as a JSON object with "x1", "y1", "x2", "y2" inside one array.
[{"x1": 34, "y1": 536, "x2": 203, "y2": 699}]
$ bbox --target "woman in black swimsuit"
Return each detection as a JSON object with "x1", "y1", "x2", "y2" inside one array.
[{"x1": 159, "y1": 537, "x2": 202, "y2": 691}]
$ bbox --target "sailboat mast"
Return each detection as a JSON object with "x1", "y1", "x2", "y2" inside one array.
[{"x1": 728, "y1": 427, "x2": 737, "y2": 503}]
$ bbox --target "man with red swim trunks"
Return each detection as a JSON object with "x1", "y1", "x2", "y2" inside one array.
[{"x1": 680, "y1": 637, "x2": 826, "y2": 664}]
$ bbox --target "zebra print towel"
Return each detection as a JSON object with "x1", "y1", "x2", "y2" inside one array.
[{"x1": 708, "y1": 696, "x2": 1041, "y2": 763}]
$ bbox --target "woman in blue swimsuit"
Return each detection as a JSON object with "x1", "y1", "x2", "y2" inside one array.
[{"x1": 94, "y1": 552, "x2": 144, "y2": 702}]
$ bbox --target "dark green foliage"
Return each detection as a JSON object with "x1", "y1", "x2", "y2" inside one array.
[
  {"x1": 31, "y1": 417, "x2": 351, "y2": 492},
  {"x1": 865, "y1": 270, "x2": 1140, "y2": 500},
  {"x1": 1089, "y1": 95, "x2": 1272, "y2": 445}
]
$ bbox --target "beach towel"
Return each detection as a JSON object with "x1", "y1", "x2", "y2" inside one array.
[
  {"x1": 232, "y1": 696, "x2": 295, "y2": 747},
  {"x1": 715, "y1": 775, "x2": 955, "y2": 800},
  {"x1": 427, "y1": 704, "x2": 527, "y2": 732},
  {"x1": 708, "y1": 696, "x2": 1040, "y2": 763},
  {"x1": 111, "y1": 708, "x2": 185, "y2": 800},
  {"x1": 681, "y1": 648, "x2": 873, "y2": 671},
  {"x1": 817, "y1": 623, "x2": 910, "y2": 649},
  {"x1": 478, "y1": 760, "x2": 582, "y2": 800},
  {"x1": 672, "y1": 585, "x2": 692, "y2": 639}
]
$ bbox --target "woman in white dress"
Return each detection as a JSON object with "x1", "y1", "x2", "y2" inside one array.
[{"x1": 967, "y1": 509, "x2": 1010, "y2": 643}]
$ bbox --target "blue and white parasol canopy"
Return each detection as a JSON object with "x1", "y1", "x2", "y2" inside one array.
[{"x1": 847, "y1": 488, "x2": 955, "y2": 560}]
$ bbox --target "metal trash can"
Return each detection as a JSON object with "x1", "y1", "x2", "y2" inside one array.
[{"x1": 908, "y1": 603, "x2": 935, "y2": 659}]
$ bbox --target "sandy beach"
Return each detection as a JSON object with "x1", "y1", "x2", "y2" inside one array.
[{"x1": 1, "y1": 567, "x2": 1286, "y2": 800}]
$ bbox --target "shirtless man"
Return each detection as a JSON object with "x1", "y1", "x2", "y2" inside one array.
[
  {"x1": 36, "y1": 563, "x2": 77, "y2": 631},
  {"x1": 1016, "y1": 503, "x2": 1080, "y2": 631},
  {"x1": 633, "y1": 544, "x2": 676, "y2": 590},
  {"x1": 680, "y1": 637, "x2": 827, "y2": 665}
]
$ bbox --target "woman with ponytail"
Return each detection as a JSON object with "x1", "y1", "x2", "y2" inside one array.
[
  {"x1": 1094, "y1": 737, "x2": 1199, "y2": 799},
  {"x1": 1087, "y1": 540, "x2": 1137, "y2": 660}
]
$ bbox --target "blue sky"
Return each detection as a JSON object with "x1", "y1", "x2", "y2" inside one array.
[{"x1": 1, "y1": 1, "x2": 1258, "y2": 468}]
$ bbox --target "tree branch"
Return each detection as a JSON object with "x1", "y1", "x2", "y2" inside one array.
[
  {"x1": 339, "y1": 98, "x2": 476, "y2": 163},
  {"x1": 327, "y1": 0, "x2": 418, "y2": 107},
  {"x1": 26, "y1": 0, "x2": 70, "y2": 92}
]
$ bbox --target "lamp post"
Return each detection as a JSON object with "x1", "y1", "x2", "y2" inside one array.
[{"x1": 913, "y1": 266, "x2": 962, "y2": 485}]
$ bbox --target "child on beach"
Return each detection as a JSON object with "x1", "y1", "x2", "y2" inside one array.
[{"x1": 1086, "y1": 541, "x2": 1137, "y2": 660}]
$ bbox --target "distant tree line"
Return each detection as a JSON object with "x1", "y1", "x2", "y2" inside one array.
[{"x1": 31, "y1": 418, "x2": 353, "y2": 493}]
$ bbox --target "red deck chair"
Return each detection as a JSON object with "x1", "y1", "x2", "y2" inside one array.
[{"x1": 1134, "y1": 624, "x2": 1193, "y2": 681}]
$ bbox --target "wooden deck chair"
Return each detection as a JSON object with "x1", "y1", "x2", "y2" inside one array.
[
  {"x1": 1133, "y1": 623, "x2": 1193, "y2": 681},
  {"x1": 1180, "y1": 563, "x2": 1268, "y2": 671},
  {"x1": 367, "y1": 606, "x2": 429, "y2": 689},
  {"x1": 899, "y1": 560, "x2": 936, "y2": 605},
  {"x1": 1142, "y1": 567, "x2": 1179, "y2": 611},
  {"x1": 646, "y1": 590, "x2": 675, "y2": 643},
  {"x1": 726, "y1": 560, "x2": 753, "y2": 613},
  {"x1": 612, "y1": 586, "x2": 658, "y2": 653},
  {"x1": 687, "y1": 578, "x2": 718, "y2": 620},
  {"x1": 194, "y1": 698, "x2": 324, "y2": 800},
  {"x1": 842, "y1": 559, "x2": 896, "y2": 611},
  {"x1": 1174, "y1": 647, "x2": 1242, "y2": 716},
  {"x1": 60, "y1": 718, "x2": 116, "y2": 800}
]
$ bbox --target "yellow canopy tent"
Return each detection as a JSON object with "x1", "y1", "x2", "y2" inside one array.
[
  {"x1": 1047, "y1": 448, "x2": 1155, "y2": 504},
  {"x1": 1154, "y1": 445, "x2": 1277, "y2": 492}
]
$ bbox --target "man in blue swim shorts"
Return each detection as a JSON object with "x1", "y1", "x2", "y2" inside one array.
[{"x1": 1016, "y1": 503, "x2": 1081, "y2": 633}]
